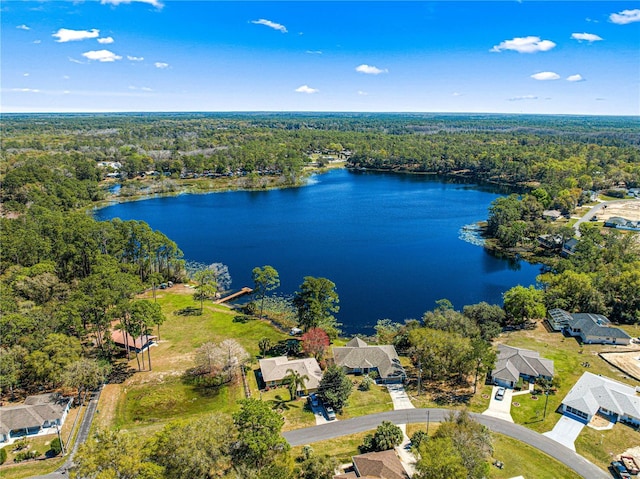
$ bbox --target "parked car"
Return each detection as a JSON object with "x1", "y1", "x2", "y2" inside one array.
[
  {"x1": 307, "y1": 393, "x2": 319, "y2": 407},
  {"x1": 325, "y1": 406, "x2": 336, "y2": 420},
  {"x1": 495, "y1": 387, "x2": 506, "y2": 401},
  {"x1": 611, "y1": 461, "x2": 631, "y2": 479}
]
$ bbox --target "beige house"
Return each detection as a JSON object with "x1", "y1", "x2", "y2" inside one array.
[{"x1": 258, "y1": 356, "x2": 323, "y2": 395}]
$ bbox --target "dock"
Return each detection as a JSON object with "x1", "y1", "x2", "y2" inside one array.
[{"x1": 215, "y1": 287, "x2": 253, "y2": 304}]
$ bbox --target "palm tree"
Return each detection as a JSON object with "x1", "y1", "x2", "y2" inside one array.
[{"x1": 284, "y1": 368, "x2": 309, "y2": 401}]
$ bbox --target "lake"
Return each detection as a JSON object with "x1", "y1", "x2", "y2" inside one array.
[{"x1": 95, "y1": 169, "x2": 542, "y2": 335}]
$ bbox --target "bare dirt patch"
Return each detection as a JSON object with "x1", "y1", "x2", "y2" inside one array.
[
  {"x1": 598, "y1": 200, "x2": 640, "y2": 222},
  {"x1": 600, "y1": 351, "x2": 640, "y2": 382},
  {"x1": 95, "y1": 383, "x2": 121, "y2": 430}
]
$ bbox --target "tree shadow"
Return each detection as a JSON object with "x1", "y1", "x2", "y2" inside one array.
[
  {"x1": 176, "y1": 306, "x2": 202, "y2": 316},
  {"x1": 108, "y1": 361, "x2": 136, "y2": 384}
]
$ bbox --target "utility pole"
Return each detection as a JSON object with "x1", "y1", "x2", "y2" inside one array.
[
  {"x1": 417, "y1": 360, "x2": 422, "y2": 396},
  {"x1": 543, "y1": 390, "x2": 550, "y2": 418},
  {"x1": 426, "y1": 410, "x2": 430, "y2": 437},
  {"x1": 56, "y1": 425, "x2": 66, "y2": 455}
]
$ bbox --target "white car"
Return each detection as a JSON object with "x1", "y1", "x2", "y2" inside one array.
[
  {"x1": 495, "y1": 387, "x2": 506, "y2": 400},
  {"x1": 325, "y1": 406, "x2": 336, "y2": 420}
]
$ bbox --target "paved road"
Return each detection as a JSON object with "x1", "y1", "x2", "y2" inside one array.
[
  {"x1": 31, "y1": 387, "x2": 103, "y2": 479},
  {"x1": 282, "y1": 409, "x2": 609, "y2": 479},
  {"x1": 573, "y1": 199, "x2": 639, "y2": 237}
]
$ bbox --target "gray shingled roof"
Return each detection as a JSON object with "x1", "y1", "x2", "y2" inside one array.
[
  {"x1": 570, "y1": 313, "x2": 631, "y2": 340},
  {"x1": 258, "y1": 356, "x2": 323, "y2": 391},
  {"x1": 491, "y1": 345, "x2": 554, "y2": 384},
  {"x1": 562, "y1": 372, "x2": 640, "y2": 418},
  {"x1": 333, "y1": 338, "x2": 405, "y2": 381},
  {"x1": 0, "y1": 393, "x2": 72, "y2": 435}
]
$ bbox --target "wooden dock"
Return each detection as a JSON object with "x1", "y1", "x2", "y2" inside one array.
[{"x1": 215, "y1": 287, "x2": 253, "y2": 304}]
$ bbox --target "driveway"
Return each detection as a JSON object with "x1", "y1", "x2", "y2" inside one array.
[
  {"x1": 308, "y1": 400, "x2": 338, "y2": 425},
  {"x1": 385, "y1": 384, "x2": 416, "y2": 476},
  {"x1": 482, "y1": 386, "x2": 514, "y2": 423},
  {"x1": 386, "y1": 384, "x2": 414, "y2": 410},
  {"x1": 543, "y1": 414, "x2": 586, "y2": 451}
]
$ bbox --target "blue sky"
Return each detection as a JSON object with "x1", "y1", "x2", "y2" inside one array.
[{"x1": 2, "y1": 1, "x2": 639, "y2": 115}]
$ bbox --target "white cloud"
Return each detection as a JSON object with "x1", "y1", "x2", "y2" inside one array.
[
  {"x1": 531, "y1": 71, "x2": 560, "y2": 81},
  {"x1": 53, "y1": 28, "x2": 100, "y2": 43},
  {"x1": 154, "y1": 62, "x2": 169, "y2": 69},
  {"x1": 33, "y1": 40, "x2": 41, "y2": 44},
  {"x1": 23, "y1": 73, "x2": 30, "y2": 77},
  {"x1": 571, "y1": 32, "x2": 603, "y2": 42},
  {"x1": 82, "y1": 50, "x2": 122, "y2": 62},
  {"x1": 101, "y1": 0, "x2": 164, "y2": 9},
  {"x1": 508, "y1": 95, "x2": 538, "y2": 101},
  {"x1": 491, "y1": 36, "x2": 556, "y2": 53},
  {"x1": 295, "y1": 85, "x2": 318, "y2": 94},
  {"x1": 452, "y1": 92, "x2": 463, "y2": 97},
  {"x1": 129, "y1": 85, "x2": 153, "y2": 91},
  {"x1": 63, "y1": 75, "x2": 70, "y2": 79},
  {"x1": 127, "y1": 55, "x2": 144, "y2": 61},
  {"x1": 11, "y1": 88, "x2": 40, "y2": 93},
  {"x1": 98, "y1": 37, "x2": 115, "y2": 44},
  {"x1": 17, "y1": 24, "x2": 30, "y2": 30},
  {"x1": 567, "y1": 74, "x2": 585, "y2": 82},
  {"x1": 357, "y1": 90, "x2": 368, "y2": 96},
  {"x1": 305, "y1": 50, "x2": 323, "y2": 55},
  {"x1": 251, "y1": 19, "x2": 287, "y2": 33},
  {"x1": 609, "y1": 9, "x2": 640, "y2": 25},
  {"x1": 355, "y1": 64, "x2": 388, "y2": 75}
]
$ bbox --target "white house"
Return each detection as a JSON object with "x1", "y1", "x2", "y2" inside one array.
[
  {"x1": 560, "y1": 372, "x2": 640, "y2": 426},
  {"x1": 0, "y1": 393, "x2": 73, "y2": 444},
  {"x1": 547, "y1": 309, "x2": 631, "y2": 345}
]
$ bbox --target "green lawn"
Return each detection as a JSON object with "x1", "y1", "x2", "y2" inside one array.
[
  {"x1": 340, "y1": 384, "x2": 395, "y2": 419},
  {"x1": 489, "y1": 433, "x2": 582, "y2": 479},
  {"x1": 494, "y1": 325, "x2": 635, "y2": 433},
  {"x1": 102, "y1": 288, "x2": 290, "y2": 432},
  {"x1": 575, "y1": 423, "x2": 640, "y2": 471}
]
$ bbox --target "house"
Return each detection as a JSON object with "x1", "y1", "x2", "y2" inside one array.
[
  {"x1": 542, "y1": 210, "x2": 563, "y2": 221},
  {"x1": 258, "y1": 356, "x2": 323, "y2": 395},
  {"x1": 0, "y1": 393, "x2": 73, "y2": 444},
  {"x1": 334, "y1": 449, "x2": 410, "y2": 479},
  {"x1": 489, "y1": 345, "x2": 554, "y2": 389},
  {"x1": 537, "y1": 234, "x2": 563, "y2": 250},
  {"x1": 547, "y1": 308, "x2": 631, "y2": 345},
  {"x1": 561, "y1": 238, "x2": 579, "y2": 257},
  {"x1": 560, "y1": 372, "x2": 640, "y2": 426},
  {"x1": 110, "y1": 327, "x2": 157, "y2": 353},
  {"x1": 604, "y1": 216, "x2": 640, "y2": 231},
  {"x1": 333, "y1": 337, "x2": 406, "y2": 384}
]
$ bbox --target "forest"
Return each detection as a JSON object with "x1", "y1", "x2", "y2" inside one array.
[{"x1": 1, "y1": 112, "x2": 639, "y2": 400}]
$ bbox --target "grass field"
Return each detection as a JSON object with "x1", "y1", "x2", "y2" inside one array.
[{"x1": 95, "y1": 287, "x2": 290, "y2": 433}]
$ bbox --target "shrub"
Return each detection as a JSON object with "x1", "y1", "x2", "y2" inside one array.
[
  {"x1": 50, "y1": 437, "x2": 63, "y2": 456},
  {"x1": 14, "y1": 450, "x2": 39, "y2": 462},
  {"x1": 359, "y1": 375, "x2": 373, "y2": 391},
  {"x1": 410, "y1": 430, "x2": 429, "y2": 449},
  {"x1": 0, "y1": 447, "x2": 7, "y2": 465}
]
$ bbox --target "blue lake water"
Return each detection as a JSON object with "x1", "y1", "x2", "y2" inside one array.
[{"x1": 95, "y1": 169, "x2": 542, "y2": 335}]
